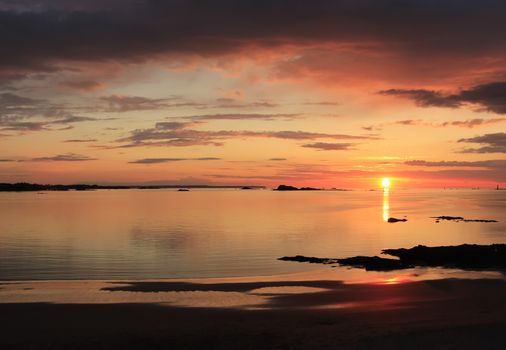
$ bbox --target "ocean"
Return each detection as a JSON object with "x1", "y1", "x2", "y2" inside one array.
[{"x1": 1, "y1": 188, "x2": 504, "y2": 280}]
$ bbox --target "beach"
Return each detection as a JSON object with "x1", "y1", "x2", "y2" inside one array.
[{"x1": 2, "y1": 270, "x2": 506, "y2": 349}]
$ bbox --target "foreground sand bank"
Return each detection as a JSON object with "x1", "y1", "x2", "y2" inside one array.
[{"x1": 1, "y1": 271, "x2": 505, "y2": 349}]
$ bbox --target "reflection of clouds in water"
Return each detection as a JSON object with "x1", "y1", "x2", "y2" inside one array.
[
  {"x1": 130, "y1": 226, "x2": 195, "y2": 252},
  {"x1": 382, "y1": 189, "x2": 389, "y2": 222}
]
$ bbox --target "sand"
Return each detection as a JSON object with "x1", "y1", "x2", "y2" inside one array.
[{"x1": 1, "y1": 270, "x2": 505, "y2": 349}]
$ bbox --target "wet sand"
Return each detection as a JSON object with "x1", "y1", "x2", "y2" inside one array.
[{"x1": 1, "y1": 271, "x2": 506, "y2": 349}]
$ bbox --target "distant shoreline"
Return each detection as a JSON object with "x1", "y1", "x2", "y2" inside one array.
[{"x1": 0, "y1": 183, "x2": 266, "y2": 192}]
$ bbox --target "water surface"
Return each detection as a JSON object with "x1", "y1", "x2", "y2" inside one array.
[{"x1": 1, "y1": 189, "x2": 504, "y2": 280}]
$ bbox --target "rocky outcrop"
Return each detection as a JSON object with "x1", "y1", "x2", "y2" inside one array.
[
  {"x1": 275, "y1": 185, "x2": 320, "y2": 191},
  {"x1": 279, "y1": 244, "x2": 506, "y2": 272},
  {"x1": 387, "y1": 217, "x2": 407, "y2": 223}
]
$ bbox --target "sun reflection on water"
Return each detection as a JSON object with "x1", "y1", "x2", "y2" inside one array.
[{"x1": 382, "y1": 188, "x2": 389, "y2": 222}]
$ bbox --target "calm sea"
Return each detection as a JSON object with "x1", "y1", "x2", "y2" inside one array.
[{"x1": 0, "y1": 189, "x2": 504, "y2": 280}]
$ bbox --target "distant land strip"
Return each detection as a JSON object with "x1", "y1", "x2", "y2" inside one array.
[{"x1": 0, "y1": 183, "x2": 265, "y2": 192}]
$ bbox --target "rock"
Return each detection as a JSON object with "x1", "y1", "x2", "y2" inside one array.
[
  {"x1": 431, "y1": 216, "x2": 465, "y2": 221},
  {"x1": 337, "y1": 256, "x2": 413, "y2": 271},
  {"x1": 382, "y1": 244, "x2": 506, "y2": 269},
  {"x1": 277, "y1": 255, "x2": 337, "y2": 264},
  {"x1": 431, "y1": 216, "x2": 497, "y2": 223},
  {"x1": 278, "y1": 244, "x2": 506, "y2": 272},
  {"x1": 275, "y1": 185, "x2": 321, "y2": 191},
  {"x1": 387, "y1": 217, "x2": 407, "y2": 223},
  {"x1": 275, "y1": 185, "x2": 299, "y2": 191},
  {"x1": 178, "y1": 188, "x2": 189, "y2": 192}
]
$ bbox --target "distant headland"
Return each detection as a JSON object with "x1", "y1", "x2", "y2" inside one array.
[{"x1": 274, "y1": 184, "x2": 351, "y2": 191}]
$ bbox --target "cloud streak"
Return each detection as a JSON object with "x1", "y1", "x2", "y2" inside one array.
[
  {"x1": 301, "y1": 142, "x2": 356, "y2": 151},
  {"x1": 31, "y1": 153, "x2": 97, "y2": 161},
  {"x1": 129, "y1": 157, "x2": 221, "y2": 164},
  {"x1": 405, "y1": 159, "x2": 506, "y2": 168},
  {"x1": 365, "y1": 117, "x2": 506, "y2": 131},
  {"x1": 458, "y1": 133, "x2": 506, "y2": 153},
  {"x1": 180, "y1": 113, "x2": 298, "y2": 122}
]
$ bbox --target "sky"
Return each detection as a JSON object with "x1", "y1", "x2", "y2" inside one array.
[{"x1": 0, "y1": 0, "x2": 505, "y2": 188}]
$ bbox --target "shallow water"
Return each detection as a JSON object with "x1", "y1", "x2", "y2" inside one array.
[{"x1": 0, "y1": 189, "x2": 505, "y2": 280}]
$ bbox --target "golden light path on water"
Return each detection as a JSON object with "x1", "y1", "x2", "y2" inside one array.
[{"x1": 382, "y1": 188, "x2": 390, "y2": 222}]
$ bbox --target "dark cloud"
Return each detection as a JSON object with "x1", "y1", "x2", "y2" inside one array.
[
  {"x1": 365, "y1": 117, "x2": 506, "y2": 130},
  {"x1": 31, "y1": 153, "x2": 97, "y2": 161},
  {"x1": 0, "y1": 121, "x2": 47, "y2": 131},
  {"x1": 63, "y1": 138, "x2": 98, "y2": 143},
  {"x1": 444, "y1": 118, "x2": 506, "y2": 128},
  {"x1": 195, "y1": 157, "x2": 221, "y2": 161},
  {"x1": 0, "y1": 92, "x2": 41, "y2": 107},
  {"x1": 301, "y1": 142, "x2": 356, "y2": 151},
  {"x1": 0, "y1": 115, "x2": 96, "y2": 132},
  {"x1": 155, "y1": 121, "x2": 200, "y2": 130},
  {"x1": 381, "y1": 82, "x2": 506, "y2": 114},
  {"x1": 1, "y1": 0, "x2": 505, "y2": 81},
  {"x1": 269, "y1": 158, "x2": 287, "y2": 161},
  {"x1": 458, "y1": 82, "x2": 506, "y2": 114},
  {"x1": 380, "y1": 89, "x2": 460, "y2": 108},
  {"x1": 50, "y1": 116, "x2": 96, "y2": 124},
  {"x1": 405, "y1": 159, "x2": 506, "y2": 168},
  {"x1": 458, "y1": 132, "x2": 506, "y2": 153},
  {"x1": 129, "y1": 157, "x2": 221, "y2": 164},
  {"x1": 0, "y1": 92, "x2": 104, "y2": 133},
  {"x1": 100, "y1": 95, "x2": 184, "y2": 112},
  {"x1": 0, "y1": 158, "x2": 14, "y2": 162}
]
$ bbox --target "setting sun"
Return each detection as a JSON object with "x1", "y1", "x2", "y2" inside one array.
[{"x1": 381, "y1": 177, "x2": 391, "y2": 189}]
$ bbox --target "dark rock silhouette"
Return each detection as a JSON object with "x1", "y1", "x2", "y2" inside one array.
[
  {"x1": 382, "y1": 244, "x2": 506, "y2": 269},
  {"x1": 432, "y1": 216, "x2": 465, "y2": 221},
  {"x1": 387, "y1": 217, "x2": 408, "y2": 223},
  {"x1": 178, "y1": 188, "x2": 190, "y2": 191},
  {"x1": 432, "y1": 216, "x2": 497, "y2": 223},
  {"x1": 279, "y1": 255, "x2": 412, "y2": 271},
  {"x1": 275, "y1": 185, "x2": 320, "y2": 191},
  {"x1": 336, "y1": 256, "x2": 413, "y2": 271},
  {"x1": 278, "y1": 255, "x2": 337, "y2": 264},
  {"x1": 279, "y1": 244, "x2": 506, "y2": 272}
]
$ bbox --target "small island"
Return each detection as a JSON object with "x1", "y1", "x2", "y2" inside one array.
[{"x1": 274, "y1": 184, "x2": 321, "y2": 191}]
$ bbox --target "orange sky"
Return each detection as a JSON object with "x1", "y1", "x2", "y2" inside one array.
[{"x1": 0, "y1": 0, "x2": 505, "y2": 188}]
